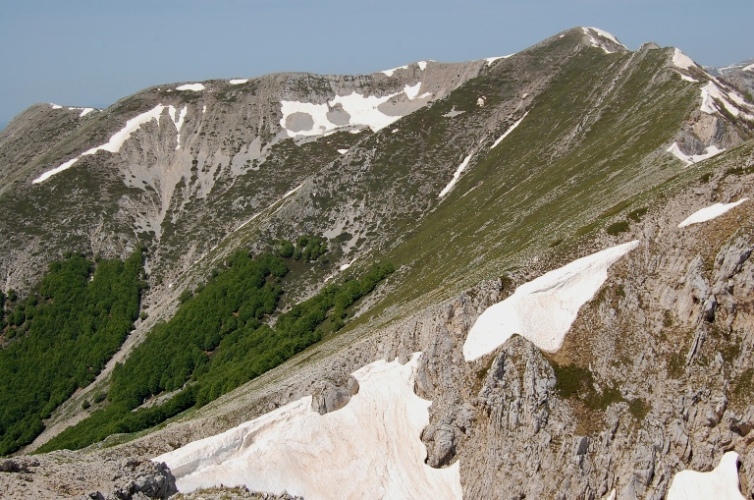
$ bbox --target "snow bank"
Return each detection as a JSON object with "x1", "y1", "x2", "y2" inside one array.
[
  {"x1": 463, "y1": 240, "x2": 639, "y2": 360},
  {"x1": 154, "y1": 354, "x2": 462, "y2": 500},
  {"x1": 673, "y1": 48, "x2": 696, "y2": 70},
  {"x1": 439, "y1": 154, "x2": 472, "y2": 197},
  {"x1": 666, "y1": 142, "x2": 724, "y2": 166},
  {"x1": 33, "y1": 104, "x2": 188, "y2": 183},
  {"x1": 667, "y1": 452, "x2": 745, "y2": 500},
  {"x1": 229, "y1": 79, "x2": 248, "y2": 85},
  {"x1": 678, "y1": 199, "x2": 747, "y2": 228},
  {"x1": 491, "y1": 112, "x2": 529, "y2": 149},
  {"x1": 176, "y1": 83, "x2": 205, "y2": 91}
]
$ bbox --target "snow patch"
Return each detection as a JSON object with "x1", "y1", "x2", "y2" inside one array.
[
  {"x1": 667, "y1": 452, "x2": 745, "y2": 500},
  {"x1": 176, "y1": 83, "x2": 205, "y2": 92},
  {"x1": 173, "y1": 106, "x2": 188, "y2": 150},
  {"x1": 79, "y1": 108, "x2": 95, "y2": 117},
  {"x1": 381, "y1": 64, "x2": 408, "y2": 77},
  {"x1": 202, "y1": 105, "x2": 207, "y2": 114},
  {"x1": 678, "y1": 199, "x2": 748, "y2": 228},
  {"x1": 229, "y1": 79, "x2": 248, "y2": 85},
  {"x1": 417, "y1": 60, "x2": 427, "y2": 71},
  {"x1": 666, "y1": 142, "x2": 724, "y2": 166},
  {"x1": 700, "y1": 81, "x2": 754, "y2": 120},
  {"x1": 673, "y1": 48, "x2": 696, "y2": 70},
  {"x1": 463, "y1": 240, "x2": 640, "y2": 360},
  {"x1": 339, "y1": 258, "x2": 357, "y2": 271},
  {"x1": 485, "y1": 55, "x2": 512, "y2": 66},
  {"x1": 491, "y1": 112, "x2": 528, "y2": 149},
  {"x1": 679, "y1": 74, "x2": 698, "y2": 83},
  {"x1": 337, "y1": 149, "x2": 349, "y2": 155},
  {"x1": 50, "y1": 103, "x2": 62, "y2": 109},
  {"x1": 154, "y1": 354, "x2": 462, "y2": 500},
  {"x1": 744, "y1": 63, "x2": 754, "y2": 72},
  {"x1": 404, "y1": 82, "x2": 422, "y2": 100},
  {"x1": 439, "y1": 154, "x2": 472, "y2": 198}
]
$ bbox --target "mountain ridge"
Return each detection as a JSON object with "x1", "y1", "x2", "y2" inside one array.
[{"x1": 2, "y1": 26, "x2": 754, "y2": 499}]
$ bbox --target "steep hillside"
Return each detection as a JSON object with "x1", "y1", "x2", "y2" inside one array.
[{"x1": 2, "y1": 26, "x2": 754, "y2": 499}]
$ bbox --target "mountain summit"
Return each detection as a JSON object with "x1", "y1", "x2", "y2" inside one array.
[{"x1": 1, "y1": 27, "x2": 754, "y2": 499}]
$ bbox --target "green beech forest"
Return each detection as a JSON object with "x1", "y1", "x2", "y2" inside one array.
[{"x1": 34, "y1": 241, "x2": 393, "y2": 453}]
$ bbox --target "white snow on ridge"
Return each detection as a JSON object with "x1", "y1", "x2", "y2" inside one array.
[
  {"x1": 50, "y1": 103, "x2": 63, "y2": 109},
  {"x1": 666, "y1": 452, "x2": 745, "y2": 500},
  {"x1": 439, "y1": 153, "x2": 473, "y2": 198},
  {"x1": 744, "y1": 63, "x2": 754, "y2": 72},
  {"x1": 229, "y1": 79, "x2": 248, "y2": 85},
  {"x1": 485, "y1": 55, "x2": 512, "y2": 66},
  {"x1": 33, "y1": 104, "x2": 188, "y2": 184},
  {"x1": 491, "y1": 112, "x2": 529, "y2": 149},
  {"x1": 672, "y1": 48, "x2": 697, "y2": 70},
  {"x1": 463, "y1": 240, "x2": 640, "y2": 361},
  {"x1": 176, "y1": 83, "x2": 205, "y2": 92},
  {"x1": 582, "y1": 27, "x2": 624, "y2": 54},
  {"x1": 154, "y1": 354, "x2": 462, "y2": 500},
  {"x1": 678, "y1": 198, "x2": 748, "y2": 228},
  {"x1": 418, "y1": 60, "x2": 428, "y2": 71},
  {"x1": 666, "y1": 142, "x2": 724, "y2": 166},
  {"x1": 381, "y1": 64, "x2": 408, "y2": 77}
]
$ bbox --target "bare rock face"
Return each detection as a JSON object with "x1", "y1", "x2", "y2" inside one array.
[
  {"x1": 0, "y1": 453, "x2": 176, "y2": 499},
  {"x1": 311, "y1": 375, "x2": 360, "y2": 415}
]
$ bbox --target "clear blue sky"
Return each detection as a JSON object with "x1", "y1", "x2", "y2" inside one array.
[{"x1": 1, "y1": 0, "x2": 752, "y2": 126}]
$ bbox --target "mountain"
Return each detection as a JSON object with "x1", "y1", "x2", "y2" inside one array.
[{"x1": 2, "y1": 27, "x2": 754, "y2": 499}]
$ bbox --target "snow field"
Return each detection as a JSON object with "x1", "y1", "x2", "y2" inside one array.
[
  {"x1": 463, "y1": 240, "x2": 640, "y2": 361},
  {"x1": 154, "y1": 354, "x2": 462, "y2": 500},
  {"x1": 666, "y1": 452, "x2": 745, "y2": 500},
  {"x1": 700, "y1": 81, "x2": 754, "y2": 121},
  {"x1": 280, "y1": 83, "x2": 431, "y2": 138},
  {"x1": 33, "y1": 104, "x2": 189, "y2": 184},
  {"x1": 678, "y1": 198, "x2": 748, "y2": 228}
]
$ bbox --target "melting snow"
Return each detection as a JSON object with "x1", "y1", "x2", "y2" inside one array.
[
  {"x1": 678, "y1": 199, "x2": 748, "y2": 228},
  {"x1": 666, "y1": 142, "x2": 724, "y2": 166},
  {"x1": 281, "y1": 90, "x2": 405, "y2": 138},
  {"x1": 50, "y1": 103, "x2": 62, "y2": 109},
  {"x1": 337, "y1": 149, "x2": 349, "y2": 155},
  {"x1": 439, "y1": 154, "x2": 473, "y2": 198},
  {"x1": 176, "y1": 83, "x2": 205, "y2": 92},
  {"x1": 673, "y1": 48, "x2": 696, "y2": 70},
  {"x1": 339, "y1": 258, "x2": 357, "y2": 271},
  {"x1": 491, "y1": 112, "x2": 528, "y2": 149},
  {"x1": 173, "y1": 106, "x2": 188, "y2": 150},
  {"x1": 79, "y1": 108, "x2": 95, "y2": 117},
  {"x1": 154, "y1": 354, "x2": 462, "y2": 500},
  {"x1": 381, "y1": 65, "x2": 408, "y2": 77},
  {"x1": 229, "y1": 79, "x2": 248, "y2": 85},
  {"x1": 418, "y1": 60, "x2": 428, "y2": 71},
  {"x1": 667, "y1": 452, "x2": 745, "y2": 500},
  {"x1": 680, "y1": 74, "x2": 698, "y2": 83},
  {"x1": 33, "y1": 104, "x2": 187, "y2": 184},
  {"x1": 744, "y1": 63, "x2": 754, "y2": 72},
  {"x1": 463, "y1": 240, "x2": 639, "y2": 360}
]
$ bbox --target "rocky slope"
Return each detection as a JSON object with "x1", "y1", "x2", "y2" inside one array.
[{"x1": 2, "y1": 27, "x2": 754, "y2": 499}]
